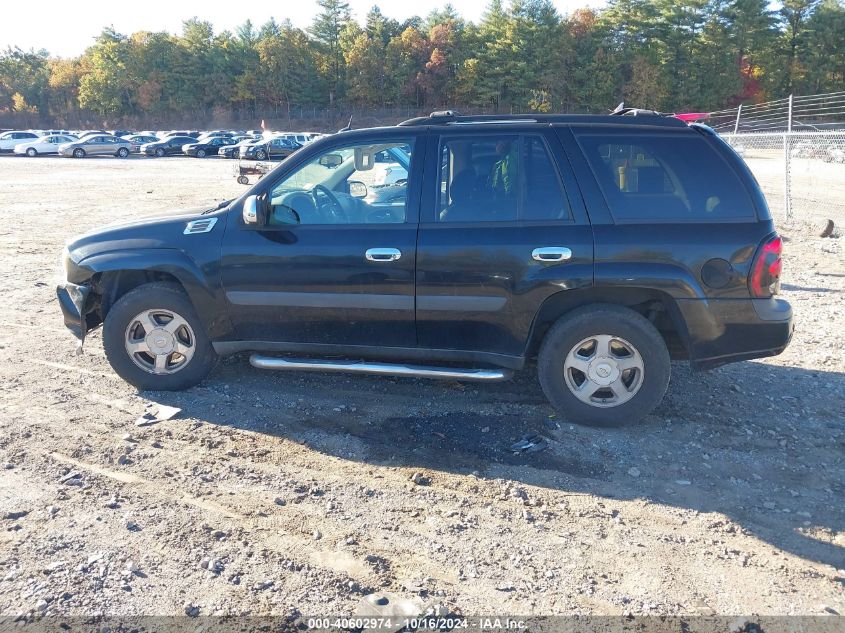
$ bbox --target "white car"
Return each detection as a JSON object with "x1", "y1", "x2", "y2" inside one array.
[
  {"x1": 277, "y1": 132, "x2": 317, "y2": 145},
  {"x1": 14, "y1": 134, "x2": 78, "y2": 156},
  {"x1": 0, "y1": 130, "x2": 42, "y2": 152},
  {"x1": 373, "y1": 162, "x2": 408, "y2": 186}
]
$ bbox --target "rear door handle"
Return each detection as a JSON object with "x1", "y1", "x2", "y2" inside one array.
[
  {"x1": 365, "y1": 248, "x2": 402, "y2": 262},
  {"x1": 532, "y1": 247, "x2": 572, "y2": 262}
]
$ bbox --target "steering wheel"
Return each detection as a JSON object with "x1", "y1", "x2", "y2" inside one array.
[{"x1": 311, "y1": 184, "x2": 347, "y2": 223}]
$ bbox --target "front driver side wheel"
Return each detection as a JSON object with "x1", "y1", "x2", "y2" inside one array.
[
  {"x1": 538, "y1": 304, "x2": 670, "y2": 426},
  {"x1": 26, "y1": 148, "x2": 37, "y2": 157},
  {"x1": 155, "y1": 148, "x2": 165, "y2": 157},
  {"x1": 116, "y1": 147, "x2": 129, "y2": 158},
  {"x1": 103, "y1": 282, "x2": 217, "y2": 391},
  {"x1": 73, "y1": 148, "x2": 85, "y2": 158}
]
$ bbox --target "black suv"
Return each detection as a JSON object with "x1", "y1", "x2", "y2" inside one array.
[
  {"x1": 57, "y1": 111, "x2": 792, "y2": 426},
  {"x1": 241, "y1": 137, "x2": 302, "y2": 161},
  {"x1": 142, "y1": 136, "x2": 196, "y2": 157}
]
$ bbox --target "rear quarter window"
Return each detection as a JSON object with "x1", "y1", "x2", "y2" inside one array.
[{"x1": 575, "y1": 132, "x2": 757, "y2": 222}]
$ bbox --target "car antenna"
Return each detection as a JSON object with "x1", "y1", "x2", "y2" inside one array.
[{"x1": 337, "y1": 115, "x2": 353, "y2": 133}]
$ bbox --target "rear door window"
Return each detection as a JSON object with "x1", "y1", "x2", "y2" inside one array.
[
  {"x1": 436, "y1": 134, "x2": 571, "y2": 223},
  {"x1": 575, "y1": 133, "x2": 756, "y2": 221}
]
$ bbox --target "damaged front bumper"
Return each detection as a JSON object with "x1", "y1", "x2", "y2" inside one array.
[{"x1": 56, "y1": 281, "x2": 91, "y2": 341}]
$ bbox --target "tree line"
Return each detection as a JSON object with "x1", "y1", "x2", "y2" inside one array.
[{"x1": 1, "y1": 0, "x2": 843, "y2": 128}]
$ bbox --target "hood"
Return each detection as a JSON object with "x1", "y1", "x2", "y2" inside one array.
[{"x1": 66, "y1": 202, "x2": 230, "y2": 265}]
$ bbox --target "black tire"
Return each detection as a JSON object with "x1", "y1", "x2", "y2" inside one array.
[
  {"x1": 116, "y1": 147, "x2": 129, "y2": 158},
  {"x1": 103, "y1": 282, "x2": 217, "y2": 391},
  {"x1": 196, "y1": 149, "x2": 206, "y2": 158},
  {"x1": 537, "y1": 304, "x2": 670, "y2": 427},
  {"x1": 155, "y1": 147, "x2": 165, "y2": 157},
  {"x1": 26, "y1": 147, "x2": 37, "y2": 157},
  {"x1": 73, "y1": 148, "x2": 85, "y2": 158},
  {"x1": 255, "y1": 149, "x2": 267, "y2": 160}
]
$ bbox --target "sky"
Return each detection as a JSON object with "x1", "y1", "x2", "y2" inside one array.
[{"x1": 1, "y1": 0, "x2": 605, "y2": 58}]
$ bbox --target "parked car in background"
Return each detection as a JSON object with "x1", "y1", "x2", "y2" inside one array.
[
  {"x1": 142, "y1": 136, "x2": 196, "y2": 157},
  {"x1": 373, "y1": 160, "x2": 409, "y2": 186},
  {"x1": 109, "y1": 130, "x2": 133, "y2": 138},
  {"x1": 220, "y1": 137, "x2": 262, "y2": 159},
  {"x1": 13, "y1": 134, "x2": 78, "y2": 156},
  {"x1": 35, "y1": 129, "x2": 74, "y2": 137},
  {"x1": 183, "y1": 136, "x2": 236, "y2": 157},
  {"x1": 272, "y1": 132, "x2": 317, "y2": 146},
  {"x1": 241, "y1": 137, "x2": 301, "y2": 161},
  {"x1": 122, "y1": 134, "x2": 159, "y2": 153},
  {"x1": 0, "y1": 131, "x2": 41, "y2": 152},
  {"x1": 195, "y1": 133, "x2": 233, "y2": 144},
  {"x1": 159, "y1": 130, "x2": 196, "y2": 139},
  {"x1": 58, "y1": 135, "x2": 133, "y2": 158}
]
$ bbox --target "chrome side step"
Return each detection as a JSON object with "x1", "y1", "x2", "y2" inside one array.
[{"x1": 249, "y1": 354, "x2": 513, "y2": 382}]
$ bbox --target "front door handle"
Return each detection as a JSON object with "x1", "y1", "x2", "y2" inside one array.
[
  {"x1": 365, "y1": 248, "x2": 402, "y2": 262},
  {"x1": 532, "y1": 247, "x2": 572, "y2": 262}
]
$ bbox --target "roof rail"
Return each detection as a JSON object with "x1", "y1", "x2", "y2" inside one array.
[{"x1": 397, "y1": 110, "x2": 688, "y2": 128}]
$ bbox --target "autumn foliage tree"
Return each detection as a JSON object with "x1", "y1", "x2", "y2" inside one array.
[{"x1": 0, "y1": 0, "x2": 843, "y2": 126}]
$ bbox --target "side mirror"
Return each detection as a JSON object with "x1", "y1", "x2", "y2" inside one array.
[
  {"x1": 348, "y1": 180, "x2": 368, "y2": 198},
  {"x1": 243, "y1": 195, "x2": 260, "y2": 225},
  {"x1": 319, "y1": 153, "x2": 343, "y2": 169}
]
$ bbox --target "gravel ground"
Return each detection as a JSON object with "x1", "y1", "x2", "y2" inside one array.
[{"x1": 0, "y1": 155, "x2": 843, "y2": 620}]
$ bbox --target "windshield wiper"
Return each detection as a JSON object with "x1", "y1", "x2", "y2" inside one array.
[{"x1": 202, "y1": 198, "x2": 234, "y2": 215}]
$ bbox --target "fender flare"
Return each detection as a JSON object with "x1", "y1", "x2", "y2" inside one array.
[{"x1": 77, "y1": 248, "x2": 231, "y2": 339}]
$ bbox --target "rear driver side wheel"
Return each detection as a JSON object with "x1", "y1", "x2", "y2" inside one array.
[
  {"x1": 538, "y1": 304, "x2": 670, "y2": 426},
  {"x1": 26, "y1": 148, "x2": 37, "y2": 157},
  {"x1": 155, "y1": 148, "x2": 165, "y2": 157},
  {"x1": 116, "y1": 147, "x2": 129, "y2": 158},
  {"x1": 73, "y1": 148, "x2": 85, "y2": 158},
  {"x1": 103, "y1": 282, "x2": 217, "y2": 391}
]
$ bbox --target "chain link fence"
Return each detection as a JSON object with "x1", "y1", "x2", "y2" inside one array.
[{"x1": 721, "y1": 131, "x2": 845, "y2": 227}]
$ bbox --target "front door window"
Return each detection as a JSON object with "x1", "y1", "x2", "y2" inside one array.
[{"x1": 268, "y1": 139, "x2": 414, "y2": 225}]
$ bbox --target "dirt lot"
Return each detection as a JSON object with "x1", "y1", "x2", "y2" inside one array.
[{"x1": 0, "y1": 154, "x2": 843, "y2": 620}]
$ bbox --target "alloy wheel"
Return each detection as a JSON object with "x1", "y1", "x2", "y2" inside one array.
[
  {"x1": 563, "y1": 334, "x2": 645, "y2": 408},
  {"x1": 124, "y1": 308, "x2": 196, "y2": 375}
]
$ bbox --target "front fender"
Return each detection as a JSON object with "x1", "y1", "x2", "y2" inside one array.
[{"x1": 73, "y1": 248, "x2": 232, "y2": 339}]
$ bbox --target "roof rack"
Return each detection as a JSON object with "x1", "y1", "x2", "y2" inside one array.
[{"x1": 397, "y1": 110, "x2": 686, "y2": 128}]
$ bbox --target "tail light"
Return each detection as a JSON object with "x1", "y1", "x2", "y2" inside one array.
[{"x1": 749, "y1": 235, "x2": 783, "y2": 298}]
